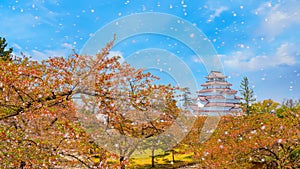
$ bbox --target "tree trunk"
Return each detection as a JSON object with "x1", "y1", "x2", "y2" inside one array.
[
  {"x1": 151, "y1": 155, "x2": 155, "y2": 168},
  {"x1": 20, "y1": 161, "x2": 26, "y2": 169},
  {"x1": 120, "y1": 156, "x2": 126, "y2": 169},
  {"x1": 151, "y1": 144, "x2": 155, "y2": 167},
  {"x1": 172, "y1": 150, "x2": 175, "y2": 163}
]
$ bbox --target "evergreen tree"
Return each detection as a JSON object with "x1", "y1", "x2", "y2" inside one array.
[
  {"x1": 0, "y1": 37, "x2": 13, "y2": 61},
  {"x1": 239, "y1": 77, "x2": 256, "y2": 114},
  {"x1": 181, "y1": 87, "x2": 192, "y2": 109}
]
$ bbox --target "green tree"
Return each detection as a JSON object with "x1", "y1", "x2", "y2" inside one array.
[
  {"x1": 181, "y1": 87, "x2": 192, "y2": 109},
  {"x1": 239, "y1": 77, "x2": 256, "y2": 115},
  {"x1": 251, "y1": 99, "x2": 279, "y2": 114},
  {"x1": 0, "y1": 37, "x2": 13, "y2": 61},
  {"x1": 276, "y1": 98, "x2": 300, "y2": 117}
]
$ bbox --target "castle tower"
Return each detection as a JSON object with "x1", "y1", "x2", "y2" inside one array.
[{"x1": 196, "y1": 71, "x2": 241, "y2": 116}]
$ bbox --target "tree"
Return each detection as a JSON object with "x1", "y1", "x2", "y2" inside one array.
[
  {"x1": 281, "y1": 98, "x2": 300, "y2": 108},
  {"x1": 193, "y1": 111, "x2": 300, "y2": 168},
  {"x1": 239, "y1": 77, "x2": 256, "y2": 115},
  {"x1": 181, "y1": 87, "x2": 192, "y2": 110},
  {"x1": 77, "y1": 63, "x2": 180, "y2": 168},
  {"x1": 251, "y1": 99, "x2": 279, "y2": 114},
  {"x1": 177, "y1": 116, "x2": 207, "y2": 156},
  {"x1": 0, "y1": 37, "x2": 13, "y2": 61},
  {"x1": 0, "y1": 39, "x2": 120, "y2": 168},
  {"x1": 0, "y1": 36, "x2": 182, "y2": 168},
  {"x1": 276, "y1": 98, "x2": 300, "y2": 118}
]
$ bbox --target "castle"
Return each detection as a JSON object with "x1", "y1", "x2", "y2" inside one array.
[{"x1": 193, "y1": 71, "x2": 241, "y2": 116}]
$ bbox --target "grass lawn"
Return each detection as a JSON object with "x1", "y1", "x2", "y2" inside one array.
[
  {"x1": 128, "y1": 149, "x2": 197, "y2": 168},
  {"x1": 104, "y1": 148, "x2": 197, "y2": 168}
]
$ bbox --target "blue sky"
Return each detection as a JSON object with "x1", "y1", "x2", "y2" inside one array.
[{"x1": 0, "y1": 0, "x2": 299, "y2": 102}]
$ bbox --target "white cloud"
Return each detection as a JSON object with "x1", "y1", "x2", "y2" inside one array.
[
  {"x1": 0, "y1": 14, "x2": 37, "y2": 39},
  {"x1": 31, "y1": 49, "x2": 70, "y2": 60},
  {"x1": 22, "y1": 49, "x2": 123, "y2": 62},
  {"x1": 211, "y1": 6, "x2": 228, "y2": 19},
  {"x1": 62, "y1": 43, "x2": 74, "y2": 50},
  {"x1": 12, "y1": 43, "x2": 22, "y2": 50},
  {"x1": 208, "y1": 6, "x2": 228, "y2": 22},
  {"x1": 275, "y1": 43, "x2": 298, "y2": 65},
  {"x1": 28, "y1": 49, "x2": 124, "y2": 62},
  {"x1": 107, "y1": 51, "x2": 124, "y2": 63},
  {"x1": 223, "y1": 43, "x2": 298, "y2": 71},
  {"x1": 192, "y1": 55, "x2": 203, "y2": 64},
  {"x1": 255, "y1": 2, "x2": 273, "y2": 14},
  {"x1": 0, "y1": 1, "x2": 65, "y2": 40},
  {"x1": 256, "y1": 0, "x2": 300, "y2": 39}
]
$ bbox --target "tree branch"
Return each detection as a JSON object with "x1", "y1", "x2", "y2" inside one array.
[{"x1": 59, "y1": 152, "x2": 92, "y2": 169}]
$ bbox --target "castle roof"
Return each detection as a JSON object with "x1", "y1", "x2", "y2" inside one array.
[
  {"x1": 198, "y1": 88, "x2": 237, "y2": 94},
  {"x1": 199, "y1": 95, "x2": 225, "y2": 100},
  {"x1": 197, "y1": 109, "x2": 241, "y2": 113},
  {"x1": 205, "y1": 102, "x2": 235, "y2": 107},
  {"x1": 201, "y1": 81, "x2": 232, "y2": 86},
  {"x1": 198, "y1": 95, "x2": 240, "y2": 101},
  {"x1": 205, "y1": 71, "x2": 227, "y2": 79}
]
